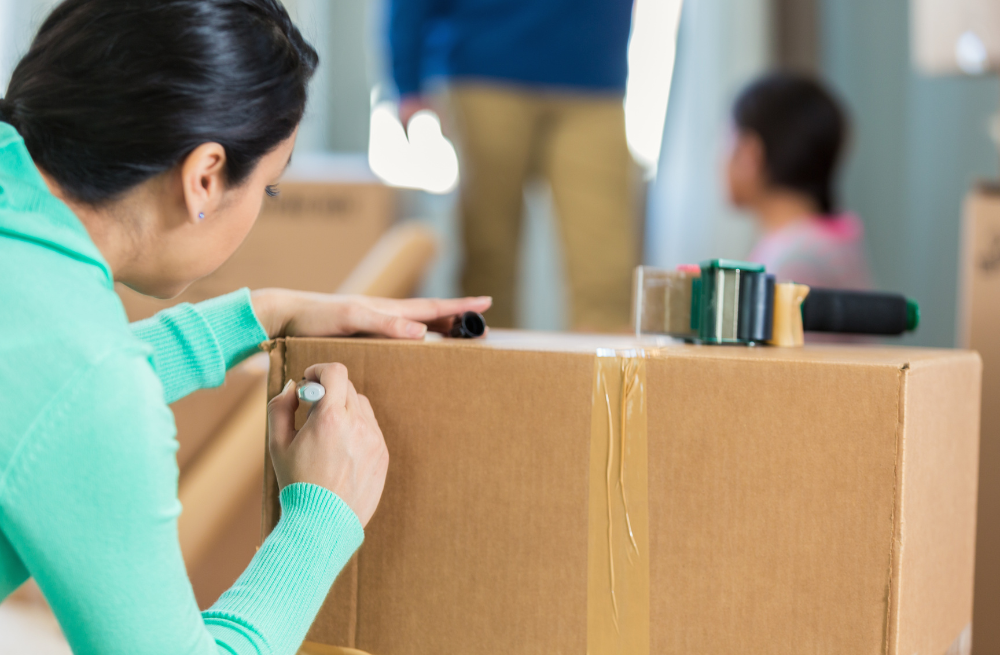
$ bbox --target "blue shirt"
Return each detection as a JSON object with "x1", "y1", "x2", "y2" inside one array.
[{"x1": 389, "y1": 0, "x2": 635, "y2": 96}]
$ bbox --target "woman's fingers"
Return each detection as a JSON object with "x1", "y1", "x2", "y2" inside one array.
[
  {"x1": 272, "y1": 369, "x2": 389, "y2": 526},
  {"x1": 423, "y1": 316, "x2": 458, "y2": 334},
  {"x1": 362, "y1": 296, "x2": 492, "y2": 323},
  {"x1": 340, "y1": 304, "x2": 428, "y2": 339},
  {"x1": 274, "y1": 290, "x2": 492, "y2": 339},
  {"x1": 344, "y1": 377, "x2": 360, "y2": 411},
  {"x1": 303, "y1": 362, "x2": 351, "y2": 407},
  {"x1": 266, "y1": 380, "x2": 298, "y2": 452},
  {"x1": 358, "y1": 393, "x2": 376, "y2": 422}
]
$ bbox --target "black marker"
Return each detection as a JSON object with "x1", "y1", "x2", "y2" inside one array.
[{"x1": 449, "y1": 311, "x2": 486, "y2": 339}]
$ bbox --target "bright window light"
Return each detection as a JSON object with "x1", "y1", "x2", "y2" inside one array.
[
  {"x1": 955, "y1": 30, "x2": 989, "y2": 75},
  {"x1": 625, "y1": 0, "x2": 684, "y2": 174},
  {"x1": 368, "y1": 101, "x2": 460, "y2": 194}
]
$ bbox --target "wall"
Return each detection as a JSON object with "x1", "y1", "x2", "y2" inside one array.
[
  {"x1": 819, "y1": 0, "x2": 999, "y2": 348},
  {"x1": 281, "y1": 0, "x2": 372, "y2": 153},
  {"x1": 0, "y1": 0, "x2": 59, "y2": 89},
  {"x1": 0, "y1": 0, "x2": 372, "y2": 156},
  {"x1": 646, "y1": 0, "x2": 772, "y2": 270}
]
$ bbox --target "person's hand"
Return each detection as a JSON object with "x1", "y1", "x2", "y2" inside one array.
[
  {"x1": 251, "y1": 289, "x2": 492, "y2": 340},
  {"x1": 268, "y1": 362, "x2": 388, "y2": 527},
  {"x1": 398, "y1": 94, "x2": 434, "y2": 134}
]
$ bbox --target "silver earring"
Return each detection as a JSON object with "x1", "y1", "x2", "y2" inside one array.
[{"x1": 198, "y1": 212, "x2": 205, "y2": 221}]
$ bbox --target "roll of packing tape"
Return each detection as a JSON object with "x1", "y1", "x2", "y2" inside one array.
[{"x1": 768, "y1": 282, "x2": 809, "y2": 347}]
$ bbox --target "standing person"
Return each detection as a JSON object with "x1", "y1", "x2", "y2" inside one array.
[
  {"x1": 726, "y1": 72, "x2": 872, "y2": 289},
  {"x1": 0, "y1": 1, "x2": 490, "y2": 653},
  {"x1": 389, "y1": 0, "x2": 638, "y2": 330}
]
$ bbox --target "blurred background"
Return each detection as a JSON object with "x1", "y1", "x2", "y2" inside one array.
[
  {"x1": 1, "y1": 0, "x2": 998, "y2": 344},
  {"x1": 2, "y1": 0, "x2": 1000, "y2": 652}
]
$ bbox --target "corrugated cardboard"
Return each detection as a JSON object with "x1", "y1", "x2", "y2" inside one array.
[
  {"x1": 958, "y1": 185, "x2": 1000, "y2": 655},
  {"x1": 117, "y1": 180, "x2": 395, "y2": 321},
  {"x1": 265, "y1": 332, "x2": 980, "y2": 654}
]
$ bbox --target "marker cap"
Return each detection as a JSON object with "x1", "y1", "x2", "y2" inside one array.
[{"x1": 297, "y1": 381, "x2": 326, "y2": 403}]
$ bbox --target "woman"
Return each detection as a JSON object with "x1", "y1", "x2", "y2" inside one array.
[
  {"x1": 0, "y1": 1, "x2": 489, "y2": 653},
  {"x1": 726, "y1": 72, "x2": 872, "y2": 290}
]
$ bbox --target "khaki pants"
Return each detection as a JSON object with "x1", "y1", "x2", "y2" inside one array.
[{"x1": 445, "y1": 84, "x2": 637, "y2": 330}]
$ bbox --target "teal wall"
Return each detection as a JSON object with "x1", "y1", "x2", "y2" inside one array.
[{"x1": 820, "y1": 0, "x2": 999, "y2": 347}]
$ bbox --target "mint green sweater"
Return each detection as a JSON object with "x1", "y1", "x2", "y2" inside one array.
[{"x1": 0, "y1": 122, "x2": 363, "y2": 653}]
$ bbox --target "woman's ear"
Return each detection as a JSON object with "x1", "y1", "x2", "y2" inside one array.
[{"x1": 180, "y1": 142, "x2": 228, "y2": 224}]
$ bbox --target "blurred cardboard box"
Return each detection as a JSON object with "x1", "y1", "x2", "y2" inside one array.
[
  {"x1": 958, "y1": 184, "x2": 1000, "y2": 655},
  {"x1": 171, "y1": 359, "x2": 266, "y2": 472},
  {"x1": 119, "y1": 173, "x2": 395, "y2": 321},
  {"x1": 265, "y1": 333, "x2": 980, "y2": 655}
]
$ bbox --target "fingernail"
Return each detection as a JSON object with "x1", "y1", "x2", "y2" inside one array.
[
  {"x1": 407, "y1": 323, "x2": 428, "y2": 338},
  {"x1": 283, "y1": 379, "x2": 295, "y2": 393}
]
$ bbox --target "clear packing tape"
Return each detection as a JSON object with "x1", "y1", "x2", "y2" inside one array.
[
  {"x1": 945, "y1": 624, "x2": 972, "y2": 655},
  {"x1": 588, "y1": 349, "x2": 651, "y2": 655}
]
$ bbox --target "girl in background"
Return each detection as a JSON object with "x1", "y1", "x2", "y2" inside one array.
[{"x1": 727, "y1": 72, "x2": 872, "y2": 290}]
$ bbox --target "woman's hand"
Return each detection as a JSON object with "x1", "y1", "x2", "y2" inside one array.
[
  {"x1": 251, "y1": 289, "x2": 492, "y2": 340},
  {"x1": 267, "y1": 362, "x2": 388, "y2": 527}
]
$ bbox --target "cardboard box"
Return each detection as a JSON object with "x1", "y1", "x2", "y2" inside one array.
[
  {"x1": 264, "y1": 332, "x2": 981, "y2": 654},
  {"x1": 958, "y1": 185, "x2": 1000, "y2": 655},
  {"x1": 118, "y1": 179, "x2": 395, "y2": 321}
]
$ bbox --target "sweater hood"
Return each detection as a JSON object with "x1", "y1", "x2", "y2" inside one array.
[{"x1": 0, "y1": 122, "x2": 112, "y2": 286}]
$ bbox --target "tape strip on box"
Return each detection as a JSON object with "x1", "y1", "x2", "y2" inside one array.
[
  {"x1": 943, "y1": 623, "x2": 972, "y2": 655},
  {"x1": 587, "y1": 350, "x2": 651, "y2": 655}
]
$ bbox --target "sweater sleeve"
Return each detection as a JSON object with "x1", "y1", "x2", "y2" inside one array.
[
  {"x1": 129, "y1": 288, "x2": 269, "y2": 404},
  {"x1": 0, "y1": 351, "x2": 362, "y2": 655},
  {"x1": 389, "y1": 0, "x2": 435, "y2": 96}
]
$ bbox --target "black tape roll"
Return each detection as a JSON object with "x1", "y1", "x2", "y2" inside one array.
[
  {"x1": 736, "y1": 272, "x2": 775, "y2": 342},
  {"x1": 802, "y1": 289, "x2": 909, "y2": 335}
]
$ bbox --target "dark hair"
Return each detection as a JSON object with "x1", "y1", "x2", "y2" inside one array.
[
  {"x1": 733, "y1": 72, "x2": 847, "y2": 215},
  {"x1": 0, "y1": 0, "x2": 317, "y2": 204}
]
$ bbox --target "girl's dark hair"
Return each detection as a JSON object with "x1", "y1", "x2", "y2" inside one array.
[
  {"x1": 0, "y1": 0, "x2": 317, "y2": 204},
  {"x1": 733, "y1": 72, "x2": 847, "y2": 215}
]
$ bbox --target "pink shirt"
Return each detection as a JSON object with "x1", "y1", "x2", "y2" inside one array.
[{"x1": 748, "y1": 213, "x2": 873, "y2": 290}]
